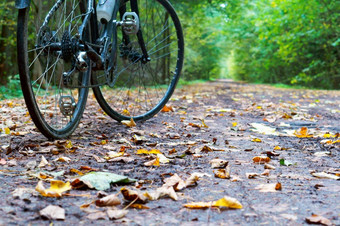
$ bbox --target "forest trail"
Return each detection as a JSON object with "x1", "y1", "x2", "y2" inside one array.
[{"x1": 0, "y1": 80, "x2": 339, "y2": 225}]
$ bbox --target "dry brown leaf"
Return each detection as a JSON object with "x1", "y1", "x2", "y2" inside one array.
[
  {"x1": 95, "y1": 194, "x2": 121, "y2": 207},
  {"x1": 246, "y1": 173, "x2": 259, "y2": 179},
  {"x1": 40, "y1": 205, "x2": 65, "y2": 220},
  {"x1": 163, "y1": 174, "x2": 186, "y2": 191},
  {"x1": 253, "y1": 156, "x2": 271, "y2": 164},
  {"x1": 121, "y1": 118, "x2": 136, "y2": 127},
  {"x1": 129, "y1": 204, "x2": 149, "y2": 209},
  {"x1": 107, "y1": 209, "x2": 129, "y2": 220},
  {"x1": 311, "y1": 172, "x2": 339, "y2": 180},
  {"x1": 214, "y1": 166, "x2": 231, "y2": 179},
  {"x1": 38, "y1": 156, "x2": 49, "y2": 168},
  {"x1": 261, "y1": 169, "x2": 271, "y2": 176},
  {"x1": 264, "y1": 163, "x2": 276, "y2": 170},
  {"x1": 255, "y1": 183, "x2": 280, "y2": 193},
  {"x1": 86, "y1": 211, "x2": 107, "y2": 220},
  {"x1": 121, "y1": 187, "x2": 147, "y2": 203},
  {"x1": 144, "y1": 186, "x2": 178, "y2": 201},
  {"x1": 54, "y1": 156, "x2": 71, "y2": 163},
  {"x1": 144, "y1": 157, "x2": 160, "y2": 167},
  {"x1": 210, "y1": 159, "x2": 229, "y2": 168},
  {"x1": 161, "y1": 105, "x2": 174, "y2": 112},
  {"x1": 305, "y1": 214, "x2": 333, "y2": 226}
]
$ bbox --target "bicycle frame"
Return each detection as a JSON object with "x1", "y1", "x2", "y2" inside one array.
[{"x1": 15, "y1": 0, "x2": 30, "y2": 9}]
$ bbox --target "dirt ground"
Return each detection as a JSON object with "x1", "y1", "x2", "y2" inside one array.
[{"x1": 0, "y1": 80, "x2": 339, "y2": 225}]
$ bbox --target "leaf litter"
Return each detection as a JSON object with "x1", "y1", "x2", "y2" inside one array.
[{"x1": 0, "y1": 80, "x2": 339, "y2": 224}]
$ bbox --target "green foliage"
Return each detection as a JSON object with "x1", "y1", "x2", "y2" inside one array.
[
  {"x1": 173, "y1": 0, "x2": 227, "y2": 81},
  {"x1": 223, "y1": 0, "x2": 339, "y2": 89},
  {"x1": 0, "y1": 75, "x2": 23, "y2": 100}
]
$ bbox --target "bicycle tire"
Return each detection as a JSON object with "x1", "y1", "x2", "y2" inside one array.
[
  {"x1": 17, "y1": 1, "x2": 91, "y2": 139},
  {"x1": 92, "y1": 0, "x2": 184, "y2": 122}
]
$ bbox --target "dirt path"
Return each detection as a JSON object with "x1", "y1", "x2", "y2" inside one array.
[{"x1": 0, "y1": 80, "x2": 339, "y2": 225}]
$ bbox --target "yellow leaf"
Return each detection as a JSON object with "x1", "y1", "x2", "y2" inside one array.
[
  {"x1": 232, "y1": 122, "x2": 238, "y2": 127},
  {"x1": 101, "y1": 140, "x2": 107, "y2": 145},
  {"x1": 333, "y1": 140, "x2": 340, "y2": 144},
  {"x1": 121, "y1": 118, "x2": 136, "y2": 127},
  {"x1": 122, "y1": 109, "x2": 131, "y2": 116},
  {"x1": 136, "y1": 149, "x2": 162, "y2": 155},
  {"x1": 252, "y1": 138, "x2": 262, "y2": 142},
  {"x1": 200, "y1": 119, "x2": 209, "y2": 128},
  {"x1": 129, "y1": 204, "x2": 150, "y2": 209},
  {"x1": 293, "y1": 127, "x2": 313, "y2": 138},
  {"x1": 274, "y1": 146, "x2": 281, "y2": 150},
  {"x1": 35, "y1": 180, "x2": 72, "y2": 197},
  {"x1": 183, "y1": 201, "x2": 213, "y2": 209},
  {"x1": 184, "y1": 196, "x2": 243, "y2": 209},
  {"x1": 213, "y1": 196, "x2": 243, "y2": 209},
  {"x1": 153, "y1": 157, "x2": 160, "y2": 166},
  {"x1": 70, "y1": 168, "x2": 84, "y2": 176},
  {"x1": 65, "y1": 140, "x2": 72, "y2": 149},
  {"x1": 4, "y1": 127, "x2": 10, "y2": 135}
]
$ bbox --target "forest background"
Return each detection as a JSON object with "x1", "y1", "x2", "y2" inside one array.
[{"x1": 0, "y1": 0, "x2": 339, "y2": 100}]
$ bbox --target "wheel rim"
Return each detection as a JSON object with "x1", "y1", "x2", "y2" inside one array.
[
  {"x1": 94, "y1": 0, "x2": 184, "y2": 120},
  {"x1": 24, "y1": 0, "x2": 89, "y2": 132}
]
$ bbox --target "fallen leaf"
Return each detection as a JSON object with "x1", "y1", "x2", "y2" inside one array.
[
  {"x1": 38, "y1": 156, "x2": 49, "y2": 168},
  {"x1": 163, "y1": 174, "x2": 186, "y2": 191},
  {"x1": 253, "y1": 156, "x2": 270, "y2": 164},
  {"x1": 184, "y1": 196, "x2": 242, "y2": 209},
  {"x1": 86, "y1": 211, "x2": 107, "y2": 220},
  {"x1": 305, "y1": 214, "x2": 333, "y2": 226},
  {"x1": 40, "y1": 205, "x2": 65, "y2": 220},
  {"x1": 210, "y1": 159, "x2": 229, "y2": 168},
  {"x1": 144, "y1": 186, "x2": 178, "y2": 201},
  {"x1": 214, "y1": 166, "x2": 231, "y2": 179},
  {"x1": 121, "y1": 187, "x2": 147, "y2": 203},
  {"x1": 261, "y1": 169, "x2": 271, "y2": 176},
  {"x1": 294, "y1": 127, "x2": 313, "y2": 138},
  {"x1": 136, "y1": 149, "x2": 162, "y2": 155},
  {"x1": 121, "y1": 118, "x2": 136, "y2": 127},
  {"x1": 95, "y1": 194, "x2": 121, "y2": 207},
  {"x1": 161, "y1": 105, "x2": 174, "y2": 112},
  {"x1": 264, "y1": 163, "x2": 276, "y2": 170},
  {"x1": 246, "y1": 173, "x2": 259, "y2": 179},
  {"x1": 275, "y1": 182, "x2": 282, "y2": 190},
  {"x1": 107, "y1": 209, "x2": 129, "y2": 220},
  {"x1": 36, "y1": 180, "x2": 72, "y2": 197},
  {"x1": 250, "y1": 123, "x2": 279, "y2": 135},
  {"x1": 129, "y1": 204, "x2": 149, "y2": 209},
  {"x1": 72, "y1": 172, "x2": 135, "y2": 190},
  {"x1": 144, "y1": 157, "x2": 160, "y2": 167},
  {"x1": 54, "y1": 156, "x2": 71, "y2": 163},
  {"x1": 279, "y1": 159, "x2": 294, "y2": 166},
  {"x1": 311, "y1": 172, "x2": 339, "y2": 180},
  {"x1": 213, "y1": 196, "x2": 243, "y2": 209},
  {"x1": 255, "y1": 183, "x2": 279, "y2": 193},
  {"x1": 252, "y1": 138, "x2": 262, "y2": 143}
]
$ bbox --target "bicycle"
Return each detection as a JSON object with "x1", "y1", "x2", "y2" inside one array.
[{"x1": 16, "y1": 0, "x2": 184, "y2": 139}]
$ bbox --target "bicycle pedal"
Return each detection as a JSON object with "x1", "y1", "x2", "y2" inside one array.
[
  {"x1": 121, "y1": 12, "x2": 140, "y2": 35},
  {"x1": 59, "y1": 96, "x2": 76, "y2": 117}
]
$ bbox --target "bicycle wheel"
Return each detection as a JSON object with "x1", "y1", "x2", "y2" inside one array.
[
  {"x1": 17, "y1": 0, "x2": 92, "y2": 139},
  {"x1": 93, "y1": 0, "x2": 184, "y2": 121}
]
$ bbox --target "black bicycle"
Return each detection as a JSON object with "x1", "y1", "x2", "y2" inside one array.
[{"x1": 16, "y1": 0, "x2": 184, "y2": 139}]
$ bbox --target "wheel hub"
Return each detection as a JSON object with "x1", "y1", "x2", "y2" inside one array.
[{"x1": 61, "y1": 31, "x2": 79, "y2": 62}]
